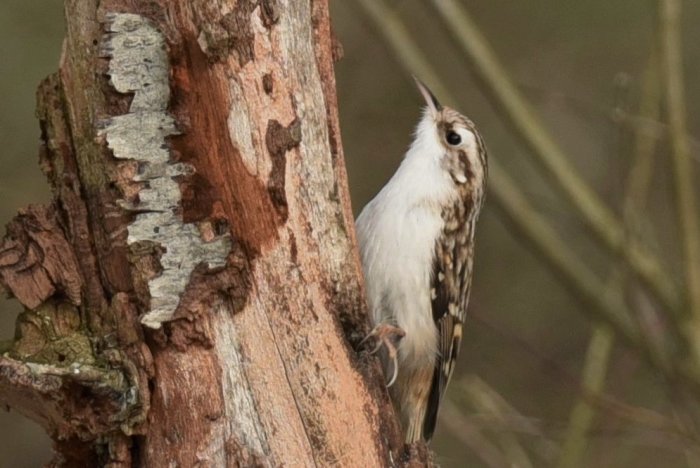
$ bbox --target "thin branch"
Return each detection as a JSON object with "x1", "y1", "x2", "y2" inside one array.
[
  {"x1": 428, "y1": 0, "x2": 681, "y2": 320},
  {"x1": 625, "y1": 50, "x2": 663, "y2": 221},
  {"x1": 457, "y1": 413, "x2": 700, "y2": 456},
  {"x1": 459, "y1": 375, "x2": 555, "y2": 466},
  {"x1": 490, "y1": 308, "x2": 700, "y2": 431},
  {"x1": 659, "y1": 0, "x2": 700, "y2": 365},
  {"x1": 456, "y1": 376, "x2": 700, "y2": 461},
  {"x1": 438, "y1": 399, "x2": 513, "y2": 468},
  {"x1": 488, "y1": 161, "x2": 642, "y2": 343},
  {"x1": 558, "y1": 47, "x2": 663, "y2": 468},
  {"x1": 518, "y1": 83, "x2": 700, "y2": 156},
  {"x1": 353, "y1": 0, "x2": 451, "y2": 100},
  {"x1": 558, "y1": 325, "x2": 615, "y2": 468}
]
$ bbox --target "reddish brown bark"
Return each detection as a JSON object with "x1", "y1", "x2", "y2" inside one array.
[
  {"x1": 0, "y1": 206, "x2": 81, "y2": 309},
  {"x1": 0, "y1": 0, "x2": 432, "y2": 466}
]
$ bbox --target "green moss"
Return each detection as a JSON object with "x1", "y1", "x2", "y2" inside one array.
[{"x1": 9, "y1": 299, "x2": 96, "y2": 366}]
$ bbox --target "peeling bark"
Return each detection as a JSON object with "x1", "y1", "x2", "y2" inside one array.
[
  {"x1": 0, "y1": 0, "x2": 430, "y2": 466},
  {"x1": 0, "y1": 206, "x2": 82, "y2": 309}
]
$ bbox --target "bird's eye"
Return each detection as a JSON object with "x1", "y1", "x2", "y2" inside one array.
[{"x1": 446, "y1": 131, "x2": 461, "y2": 146}]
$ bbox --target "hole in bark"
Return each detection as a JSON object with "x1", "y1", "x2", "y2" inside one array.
[
  {"x1": 76, "y1": 385, "x2": 91, "y2": 400},
  {"x1": 57, "y1": 354, "x2": 66, "y2": 363},
  {"x1": 214, "y1": 218, "x2": 229, "y2": 236},
  {"x1": 131, "y1": 436, "x2": 144, "y2": 465},
  {"x1": 262, "y1": 73, "x2": 273, "y2": 94}
]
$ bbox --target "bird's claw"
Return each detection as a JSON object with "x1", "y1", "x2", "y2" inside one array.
[{"x1": 360, "y1": 323, "x2": 405, "y2": 387}]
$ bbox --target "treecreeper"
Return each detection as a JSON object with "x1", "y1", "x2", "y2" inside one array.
[{"x1": 357, "y1": 78, "x2": 488, "y2": 443}]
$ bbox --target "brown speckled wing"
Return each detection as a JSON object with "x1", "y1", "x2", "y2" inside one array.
[{"x1": 423, "y1": 239, "x2": 466, "y2": 441}]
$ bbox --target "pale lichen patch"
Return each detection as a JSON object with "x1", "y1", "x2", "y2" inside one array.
[{"x1": 100, "y1": 13, "x2": 230, "y2": 329}]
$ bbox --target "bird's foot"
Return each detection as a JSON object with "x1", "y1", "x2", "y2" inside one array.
[{"x1": 359, "y1": 323, "x2": 405, "y2": 387}]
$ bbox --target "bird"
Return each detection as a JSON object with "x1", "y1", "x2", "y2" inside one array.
[{"x1": 356, "y1": 78, "x2": 488, "y2": 444}]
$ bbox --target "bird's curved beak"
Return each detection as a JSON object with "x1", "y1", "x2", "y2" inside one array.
[{"x1": 413, "y1": 76, "x2": 443, "y2": 115}]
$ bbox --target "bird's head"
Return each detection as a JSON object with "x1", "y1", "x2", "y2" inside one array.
[{"x1": 413, "y1": 77, "x2": 488, "y2": 188}]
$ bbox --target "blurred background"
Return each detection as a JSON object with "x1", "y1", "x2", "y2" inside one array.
[
  {"x1": 1, "y1": 1, "x2": 699, "y2": 467},
  {"x1": 0, "y1": 1, "x2": 63, "y2": 466}
]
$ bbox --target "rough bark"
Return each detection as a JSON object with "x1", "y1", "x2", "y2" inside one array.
[{"x1": 0, "y1": 0, "x2": 428, "y2": 465}]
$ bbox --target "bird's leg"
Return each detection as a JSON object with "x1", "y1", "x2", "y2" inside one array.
[{"x1": 359, "y1": 323, "x2": 405, "y2": 387}]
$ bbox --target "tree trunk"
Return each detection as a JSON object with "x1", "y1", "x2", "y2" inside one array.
[{"x1": 0, "y1": 1, "x2": 426, "y2": 465}]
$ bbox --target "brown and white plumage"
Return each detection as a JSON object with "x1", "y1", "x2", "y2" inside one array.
[{"x1": 356, "y1": 79, "x2": 487, "y2": 443}]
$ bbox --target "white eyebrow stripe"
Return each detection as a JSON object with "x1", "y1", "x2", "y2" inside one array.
[{"x1": 455, "y1": 127, "x2": 476, "y2": 149}]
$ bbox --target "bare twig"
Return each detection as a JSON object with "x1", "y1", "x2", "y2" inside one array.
[
  {"x1": 353, "y1": 0, "x2": 451, "y2": 100},
  {"x1": 462, "y1": 396, "x2": 535, "y2": 468},
  {"x1": 459, "y1": 375, "x2": 556, "y2": 465},
  {"x1": 625, "y1": 53, "x2": 663, "y2": 215},
  {"x1": 487, "y1": 162, "x2": 643, "y2": 345},
  {"x1": 659, "y1": 0, "x2": 700, "y2": 366},
  {"x1": 438, "y1": 398, "x2": 513, "y2": 468},
  {"x1": 470, "y1": 310, "x2": 698, "y2": 444},
  {"x1": 457, "y1": 413, "x2": 700, "y2": 456},
  {"x1": 558, "y1": 325, "x2": 615, "y2": 468},
  {"x1": 558, "y1": 48, "x2": 664, "y2": 468}
]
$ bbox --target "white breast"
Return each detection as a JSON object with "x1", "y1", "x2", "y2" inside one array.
[{"x1": 356, "y1": 114, "x2": 457, "y2": 368}]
